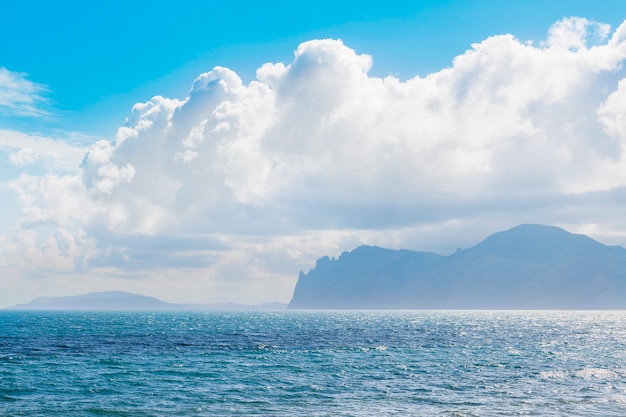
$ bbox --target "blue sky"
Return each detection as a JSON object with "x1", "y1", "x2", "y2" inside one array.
[
  {"x1": 2, "y1": 1, "x2": 626, "y2": 306},
  {"x1": 3, "y1": 0, "x2": 623, "y2": 135}
]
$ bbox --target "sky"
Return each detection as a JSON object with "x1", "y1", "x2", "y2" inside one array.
[{"x1": 2, "y1": 0, "x2": 626, "y2": 307}]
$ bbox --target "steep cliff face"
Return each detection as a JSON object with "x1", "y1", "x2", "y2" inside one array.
[
  {"x1": 290, "y1": 246, "x2": 445, "y2": 309},
  {"x1": 288, "y1": 225, "x2": 626, "y2": 309}
]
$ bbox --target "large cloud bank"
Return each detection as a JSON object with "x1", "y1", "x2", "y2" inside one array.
[{"x1": 5, "y1": 17, "x2": 626, "y2": 303}]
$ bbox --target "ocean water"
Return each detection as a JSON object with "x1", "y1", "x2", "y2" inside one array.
[{"x1": 1, "y1": 311, "x2": 626, "y2": 416}]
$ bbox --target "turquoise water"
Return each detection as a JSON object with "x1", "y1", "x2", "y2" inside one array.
[{"x1": 2, "y1": 311, "x2": 626, "y2": 416}]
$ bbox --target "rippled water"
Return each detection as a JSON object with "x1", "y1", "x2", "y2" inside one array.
[{"x1": 2, "y1": 310, "x2": 626, "y2": 416}]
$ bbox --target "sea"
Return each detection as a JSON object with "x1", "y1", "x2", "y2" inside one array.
[{"x1": 1, "y1": 310, "x2": 626, "y2": 416}]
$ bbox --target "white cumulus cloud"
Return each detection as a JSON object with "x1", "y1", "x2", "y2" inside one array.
[
  {"x1": 5, "y1": 17, "x2": 626, "y2": 305},
  {"x1": 0, "y1": 129, "x2": 89, "y2": 173}
]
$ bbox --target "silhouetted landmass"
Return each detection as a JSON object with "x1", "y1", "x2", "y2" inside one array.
[
  {"x1": 288, "y1": 224, "x2": 626, "y2": 309},
  {"x1": 9, "y1": 291, "x2": 287, "y2": 311}
]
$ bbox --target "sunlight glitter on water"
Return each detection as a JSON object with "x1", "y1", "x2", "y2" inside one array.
[{"x1": 1, "y1": 310, "x2": 626, "y2": 416}]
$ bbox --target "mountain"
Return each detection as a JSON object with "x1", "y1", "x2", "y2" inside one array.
[
  {"x1": 9, "y1": 291, "x2": 287, "y2": 311},
  {"x1": 288, "y1": 224, "x2": 626, "y2": 309}
]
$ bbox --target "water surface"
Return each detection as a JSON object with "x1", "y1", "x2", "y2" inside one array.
[{"x1": 2, "y1": 310, "x2": 625, "y2": 416}]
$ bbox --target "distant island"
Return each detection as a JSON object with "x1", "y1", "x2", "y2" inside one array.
[
  {"x1": 288, "y1": 224, "x2": 626, "y2": 309},
  {"x1": 9, "y1": 291, "x2": 287, "y2": 311}
]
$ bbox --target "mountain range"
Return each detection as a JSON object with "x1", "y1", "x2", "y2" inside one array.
[
  {"x1": 9, "y1": 291, "x2": 287, "y2": 311},
  {"x1": 10, "y1": 224, "x2": 626, "y2": 311},
  {"x1": 288, "y1": 224, "x2": 626, "y2": 309}
]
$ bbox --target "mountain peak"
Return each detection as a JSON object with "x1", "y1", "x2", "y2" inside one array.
[
  {"x1": 469, "y1": 224, "x2": 606, "y2": 261},
  {"x1": 289, "y1": 224, "x2": 626, "y2": 309}
]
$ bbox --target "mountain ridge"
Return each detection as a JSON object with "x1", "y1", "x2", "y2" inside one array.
[
  {"x1": 8, "y1": 291, "x2": 287, "y2": 311},
  {"x1": 288, "y1": 224, "x2": 626, "y2": 309}
]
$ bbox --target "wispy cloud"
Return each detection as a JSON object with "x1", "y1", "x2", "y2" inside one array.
[{"x1": 0, "y1": 67, "x2": 50, "y2": 117}]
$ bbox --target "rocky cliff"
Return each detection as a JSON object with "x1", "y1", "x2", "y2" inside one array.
[{"x1": 288, "y1": 225, "x2": 626, "y2": 309}]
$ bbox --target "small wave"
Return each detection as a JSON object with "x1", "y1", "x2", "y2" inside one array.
[
  {"x1": 538, "y1": 370, "x2": 569, "y2": 380},
  {"x1": 539, "y1": 367, "x2": 618, "y2": 381},
  {"x1": 0, "y1": 395, "x2": 18, "y2": 402},
  {"x1": 354, "y1": 345, "x2": 387, "y2": 352},
  {"x1": 574, "y1": 367, "x2": 618, "y2": 380},
  {"x1": 255, "y1": 343, "x2": 278, "y2": 350}
]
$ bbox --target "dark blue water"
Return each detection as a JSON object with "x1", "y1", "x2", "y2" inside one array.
[{"x1": 1, "y1": 311, "x2": 626, "y2": 416}]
